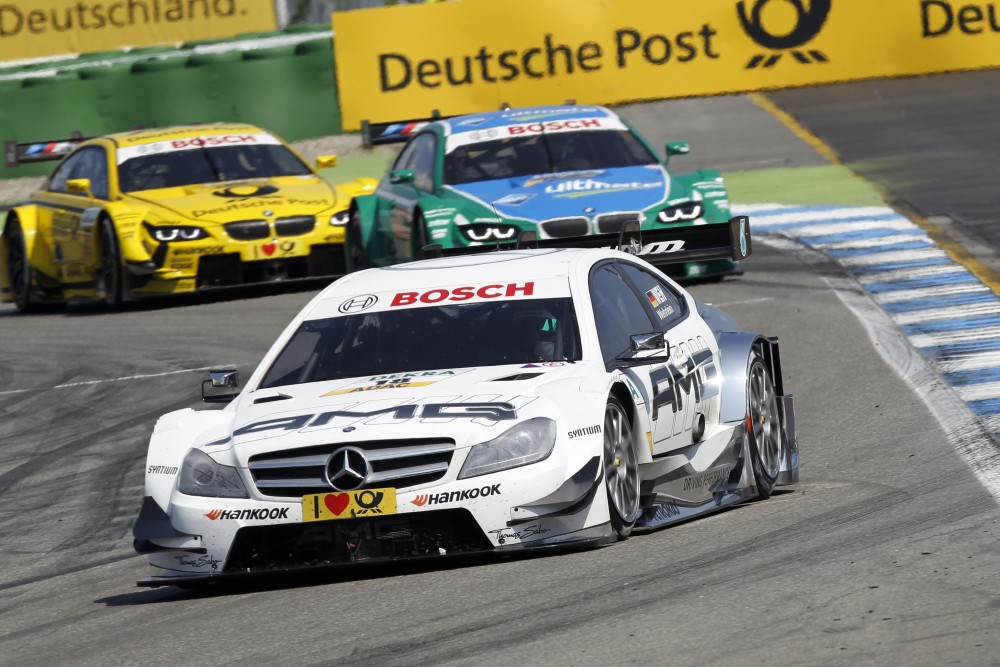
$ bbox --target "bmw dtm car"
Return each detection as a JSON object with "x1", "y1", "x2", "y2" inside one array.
[
  {"x1": 1, "y1": 123, "x2": 376, "y2": 310},
  {"x1": 132, "y1": 218, "x2": 797, "y2": 588},
  {"x1": 347, "y1": 104, "x2": 737, "y2": 280}
]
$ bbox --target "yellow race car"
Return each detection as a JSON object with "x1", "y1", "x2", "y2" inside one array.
[{"x1": 1, "y1": 123, "x2": 375, "y2": 310}]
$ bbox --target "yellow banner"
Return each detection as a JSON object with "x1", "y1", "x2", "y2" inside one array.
[
  {"x1": 0, "y1": 0, "x2": 276, "y2": 60},
  {"x1": 334, "y1": 0, "x2": 1000, "y2": 130}
]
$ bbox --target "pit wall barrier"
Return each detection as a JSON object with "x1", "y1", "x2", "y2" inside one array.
[
  {"x1": 0, "y1": 25, "x2": 341, "y2": 180},
  {"x1": 333, "y1": 0, "x2": 1000, "y2": 130}
]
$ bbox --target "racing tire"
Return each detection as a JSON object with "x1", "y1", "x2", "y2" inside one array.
[
  {"x1": 412, "y1": 212, "x2": 429, "y2": 260},
  {"x1": 346, "y1": 208, "x2": 370, "y2": 272},
  {"x1": 97, "y1": 218, "x2": 122, "y2": 308},
  {"x1": 747, "y1": 354, "x2": 781, "y2": 500},
  {"x1": 604, "y1": 395, "x2": 640, "y2": 540},
  {"x1": 5, "y1": 218, "x2": 35, "y2": 312}
]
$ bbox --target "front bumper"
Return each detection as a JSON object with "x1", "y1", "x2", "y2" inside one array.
[{"x1": 134, "y1": 453, "x2": 611, "y2": 587}]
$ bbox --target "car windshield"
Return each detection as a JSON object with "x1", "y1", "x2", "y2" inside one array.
[
  {"x1": 444, "y1": 129, "x2": 657, "y2": 185},
  {"x1": 260, "y1": 297, "x2": 581, "y2": 388},
  {"x1": 117, "y1": 144, "x2": 312, "y2": 192}
]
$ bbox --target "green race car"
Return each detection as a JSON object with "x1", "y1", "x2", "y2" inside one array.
[{"x1": 347, "y1": 104, "x2": 740, "y2": 279}]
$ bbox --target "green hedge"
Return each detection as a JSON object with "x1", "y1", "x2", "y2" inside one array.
[{"x1": 1, "y1": 32, "x2": 341, "y2": 180}]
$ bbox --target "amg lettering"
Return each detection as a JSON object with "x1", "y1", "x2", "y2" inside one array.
[{"x1": 235, "y1": 402, "x2": 519, "y2": 437}]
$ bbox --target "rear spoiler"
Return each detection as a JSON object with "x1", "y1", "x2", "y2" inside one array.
[
  {"x1": 424, "y1": 216, "x2": 753, "y2": 266},
  {"x1": 361, "y1": 116, "x2": 441, "y2": 149},
  {"x1": 5, "y1": 131, "x2": 86, "y2": 168}
]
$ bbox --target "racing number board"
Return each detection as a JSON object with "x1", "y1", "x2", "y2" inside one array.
[{"x1": 302, "y1": 489, "x2": 398, "y2": 522}]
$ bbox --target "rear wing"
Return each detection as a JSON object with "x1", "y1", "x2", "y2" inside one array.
[
  {"x1": 425, "y1": 216, "x2": 753, "y2": 265},
  {"x1": 361, "y1": 117, "x2": 439, "y2": 149},
  {"x1": 4, "y1": 131, "x2": 86, "y2": 168}
]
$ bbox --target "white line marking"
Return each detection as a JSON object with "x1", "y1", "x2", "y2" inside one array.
[
  {"x1": 910, "y1": 327, "x2": 1000, "y2": 348},
  {"x1": 954, "y1": 381, "x2": 1000, "y2": 402},
  {"x1": 939, "y1": 352, "x2": 1000, "y2": 374},
  {"x1": 813, "y1": 234, "x2": 928, "y2": 251},
  {"x1": 893, "y1": 303, "x2": 1000, "y2": 326},
  {"x1": 838, "y1": 248, "x2": 949, "y2": 267},
  {"x1": 873, "y1": 283, "x2": 990, "y2": 304},
  {"x1": 857, "y1": 264, "x2": 970, "y2": 285},
  {"x1": 0, "y1": 367, "x2": 228, "y2": 397}
]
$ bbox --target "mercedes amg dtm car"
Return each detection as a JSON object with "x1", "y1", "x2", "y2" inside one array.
[
  {"x1": 132, "y1": 218, "x2": 797, "y2": 588},
  {"x1": 1, "y1": 123, "x2": 375, "y2": 310},
  {"x1": 348, "y1": 104, "x2": 737, "y2": 281}
]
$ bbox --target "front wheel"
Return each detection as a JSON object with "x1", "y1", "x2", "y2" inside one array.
[
  {"x1": 604, "y1": 396, "x2": 639, "y2": 539},
  {"x1": 5, "y1": 218, "x2": 35, "y2": 312},
  {"x1": 346, "y1": 208, "x2": 370, "y2": 272},
  {"x1": 747, "y1": 355, "x2": 781, "y2": 500},
  {"x1": 97, "y1": 218, "x2": 122, "y2": 308},
  {"x1": 411, "y1": 213, "x2": 429, "y2": 260}
]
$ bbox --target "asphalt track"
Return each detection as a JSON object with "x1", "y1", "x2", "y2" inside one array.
[{"x1": 1, "y1": 76, "x2": 999, "y2": 666}]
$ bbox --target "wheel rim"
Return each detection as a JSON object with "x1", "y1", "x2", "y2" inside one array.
[
  {"x1": 749, "y1": 362, "x2": 781, "y2": 478},
  {"x1": 604, "y1": 403, "x2": 639, "y2": 524},
  {"x1": 6, "y1": 229, "x2": 28, "y2": 302}
]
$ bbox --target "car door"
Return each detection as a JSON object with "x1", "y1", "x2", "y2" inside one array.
[
  {"x1": 37, "y1": 146, "x2": 110, "y2": 284},
  {"x1": 590, "y1": 260, "x2": 719, "y2": 456},
  {"x1": 381, "y1": 132, "x2": 438, "y2": 260}
]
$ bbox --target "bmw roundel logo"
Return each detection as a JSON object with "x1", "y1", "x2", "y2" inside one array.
[{"x1": 338, "y1": 294, "x2": 378, "y2": 314}]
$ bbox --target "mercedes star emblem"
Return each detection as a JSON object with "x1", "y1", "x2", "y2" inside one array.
[{"x1": 325, "y1": 446, "x2": 371, "y2": 491}]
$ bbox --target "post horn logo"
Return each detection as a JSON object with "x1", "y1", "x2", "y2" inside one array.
[{"x1": 737, "y1": 0, "x2": 831, "y2": 69}]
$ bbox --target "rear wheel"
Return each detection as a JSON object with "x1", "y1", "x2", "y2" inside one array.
[
  {"x1": 97, "y1": 218, "x2": 122, "y2": 308},
  {"x1": 5, "y1": 218, "x2": 35, "y2": 312},
  {"x1": 604, "y1": 396, "x2": 639, "y2": 539},
  {"x1": 346, "y1": 208, "x2": 370, "y2": 271},
  {"x1": 747, "y1": 355, "x2": 781, "y2": 499}
]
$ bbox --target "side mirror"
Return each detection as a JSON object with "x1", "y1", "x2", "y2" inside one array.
[
  {"x1": 614, "y1": 333, "x2": 671, "y2": 368},
  {"x1": 664, "y1": 141, "x2": 690, "y2": 165},
  {"x1": 631, "y1": 331, "x2": 666, "y2": 353},
  {"x1": 202, "y1": 369, "x2": 240, "y2": 403},
  {"x1": 315, "y1": 154, "x2": 337, "y2": 169},
  {"x1": 67, "y1": 178, "x2": 93, "y2": 197},
  {"x1": 389, "y1": 168, "x2": 415, "y2": 184}
]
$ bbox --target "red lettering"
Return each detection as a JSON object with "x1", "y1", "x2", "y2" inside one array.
[
  {"x1": 171, "y1": 140, "x2": 188, "y2": 149},
  {"x1": 477, "y1": 284, "x2": 503, "y2": 298},
  {"x1": 391, "y1": 292, "x2": 418, "y2": 307},
  {"x1": 421, "y1": 289, "x2": 449, "y2": 304},
  {"x1": 508, "y1": 126, "x2": 525, "y2": 135},
  {"x1": 506, "y1": 282, "x2": 534, "y2": 297},
  {"x1": 450, "y1": 286, "x2": 476, "y2": 301},
  {"x1": 581, "y1": 119, "x2": 600, "y2": 128}
]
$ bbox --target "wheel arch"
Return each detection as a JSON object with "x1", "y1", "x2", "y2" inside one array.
[
  {"x1": 716, "y1": 332, "x2": 784, "y2": 424},
  {"x1": 1, "y1": 207, "x2": 40, "y2": 300},
  {"x1": 608, "y1": 379, "x2": 654, "y2": 465}
]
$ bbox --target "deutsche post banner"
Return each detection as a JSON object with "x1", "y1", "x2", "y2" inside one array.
[
  {"x1": 0, "y1": 0, "x2": 277, "y2": 60},
  {"x1": 334, "y1": 0, "x2": 1000, "y2": 130}
]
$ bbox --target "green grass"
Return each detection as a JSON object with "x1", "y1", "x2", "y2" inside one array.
[{"x1": 723, "y1": 164, "x2": 887, "y2": 207}]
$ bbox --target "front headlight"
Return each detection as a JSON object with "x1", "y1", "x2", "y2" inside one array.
[
  {"x1": 329, "y1": 211, "x2": 350, "y2": 226},
  {"x1": 177, "y1": 449, "x2": 249, "y2": 498},
  {"x1": 459, "y1": 223, "x2": 520, "y2": 243},
  {"x1": 459, "y1": 417, "x2": 557, "y2": 479},
  {"x1": 146, "y1": 224, "x2": 208, "y2": 242},
  {"x1": 657, "y1": 202, "x2": 703, "y2": 223}
]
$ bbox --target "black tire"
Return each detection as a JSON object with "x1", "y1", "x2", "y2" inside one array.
[
  {"x1": 346, "y1": 208, "x2": 370, "y2": 272},
  {"x1": 747, "y1": 354, "x2": 781, "y2": 500},
  {"x1": 97, "y1": 218, "x2": 122, "y2": 308},
  {"x1": 604, "y1": 395, "x2": 639, "y2": 539},
  {"x1": 411, "y1": 212, "x2": 429, "y2": 260},
  {"x1": 5, "y1": 218, "x2": 35, "y2": 312}
]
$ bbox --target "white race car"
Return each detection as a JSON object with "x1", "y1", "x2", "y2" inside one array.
[{"x1": 133, "y1": 219, "x2": 798, "y2": 587}]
